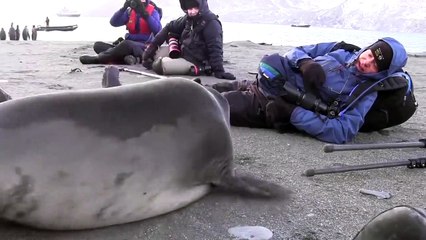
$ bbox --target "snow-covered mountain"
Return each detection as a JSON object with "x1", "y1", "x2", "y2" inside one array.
[{"x1": 86, "y1": 0, "x2": 426, "y2": 33}]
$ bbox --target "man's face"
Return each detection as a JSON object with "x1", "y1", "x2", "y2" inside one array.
[
  {"x1": 187, "y1": 7, "x2": 200, "y2": 17},
  {"x1": 356, "y1": 49, "x2": 379, "y2": 73}
]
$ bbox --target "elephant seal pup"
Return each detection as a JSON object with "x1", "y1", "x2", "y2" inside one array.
[{"x1": 0, "y1": 77, "x2": 288, "y2": 230}]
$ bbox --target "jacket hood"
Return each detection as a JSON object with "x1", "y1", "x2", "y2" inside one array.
[
  {"x1": 355, "y1": 37, "x2": 407, "y2": 79},
  {"x1": 179, "y1": 0, "x2": 211, "y2": 16}
]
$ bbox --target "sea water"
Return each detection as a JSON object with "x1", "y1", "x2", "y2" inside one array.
[{"x1": 1, "y1": 16, "x2": 426, "y2": 54}]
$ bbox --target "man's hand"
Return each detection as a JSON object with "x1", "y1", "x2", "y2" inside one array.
[
  {"x1": 142, "y1": 44, "x2": 158, "y2": 69},
  {"x1": 214, "y1": 71, "x2": 236, "y2": 80},
  {"x1": 298, "y1": 59, "x2": 325, "y2": 96}
]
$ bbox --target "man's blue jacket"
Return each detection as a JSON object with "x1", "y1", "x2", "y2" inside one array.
[{"x1": 258, "y1": 37, "x2": 408, "y2": 143}]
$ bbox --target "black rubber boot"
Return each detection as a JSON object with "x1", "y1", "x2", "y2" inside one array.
[
  {"x1": 352, "y1": 205, "x2": 426, "y2": 240},
  {"x1": 102, "y1": 66, "x2": 121, "y2": 88},
  {"x1": 142, "y1": 59, "x2": 153, "y2": 69},
  {"x1": 124, "y1": 55, "x2": 140, "y2": 65},
  {"x1": 151, "y1": 57, "x2": 164, "y2": 75},
  {"x1": 79, "y1": 55, "x2": 100, "y2": 64},
  {"x1": 0, "y1": 87, "x2": 12, "y2": 103},
  {"x1": 93, "y1": 41, "x2": 115, "y2": 54},
  {"x1": 211, "y1": 81, "x2": 240, "y2": 93}
]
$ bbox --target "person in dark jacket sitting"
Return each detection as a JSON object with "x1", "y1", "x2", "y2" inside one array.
[
  {"x1": 79, "y1": 0, "x2": 162, "y2": 65},
  {"x1": 141, "y1": 0, "x2": 235, "y2": 80}
]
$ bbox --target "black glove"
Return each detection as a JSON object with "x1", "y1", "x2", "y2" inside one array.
[
  {"x1": 122, "y1": 0, "x2": 131, "y2": 9},
  {"x1": 142, "y1": 44, "x2": 158, "y2": 69},
  {"x1": 265, "y1": 98, "x2": 297, "y2": 132},
  {"x1": 331, "y1": 41, "x2": 361, "y2": 52},
  {"x1": 214, "y1": 71, "x2": 236, "y2": 80},
  {"x1": 112, "y1": 37, "x2": 124, "y2": 46},
  {"x1": 298, "y1": 59, "x2": 325, "y2": 97},
  {"x1": 266, "y1": 98, "x2": 296, "y2": 124}
]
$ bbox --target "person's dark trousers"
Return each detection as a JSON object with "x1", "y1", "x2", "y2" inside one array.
[
  {"x1": 211, "y1": 80, "x2": 269, "y2": 128},
  {"x1": 96, "y1": 40, "x2": 140, "y2": 64},
  {"x1": 93, "y1": 41, "x2": 115, "y2": 54}
]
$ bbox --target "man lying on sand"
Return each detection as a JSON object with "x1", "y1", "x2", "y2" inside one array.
[{"x1": 206, "y1": 37, "x2": 417, "y2": 144}]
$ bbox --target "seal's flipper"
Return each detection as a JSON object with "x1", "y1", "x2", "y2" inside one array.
[{"x1": 214, "y1": 174, "x2": 291, "y2": 199}]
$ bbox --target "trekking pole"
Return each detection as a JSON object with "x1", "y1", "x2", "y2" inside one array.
[
  {"x1": 303, "y1": 157, "x2": 426, "y2": 177},
  {"x1": 119, "y1": 68, "x2": 167, "y2": 79},
  {"x1": 119, "y1": 68, "x2": 199, "y2": 83},
  {"x1": 323, "y1": 139, "x2": 426, "y2": 153}
]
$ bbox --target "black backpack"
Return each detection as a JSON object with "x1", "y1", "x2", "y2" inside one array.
[{"x1": 340, "y1": 73, "x2": 418, "y2": 132}]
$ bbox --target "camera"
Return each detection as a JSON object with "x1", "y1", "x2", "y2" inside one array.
[
  {"x1": 282, "y1": 81, "x2": 338, "y2": 118},
  {"x1": 168, "y1": 37, "x2": 181, "y2": 59},
  {"x1": 189, "y1": 65, "x2": 212, "y2": 76},
  {"x1": 126, "y1": 0, "x2": 140, "y2": 9}
]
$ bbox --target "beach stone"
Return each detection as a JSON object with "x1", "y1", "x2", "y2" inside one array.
[{"x1": 228, "y1": 226, "x2": 273, "y2": 240}]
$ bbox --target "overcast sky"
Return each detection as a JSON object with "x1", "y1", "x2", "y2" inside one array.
[
  {"x1": 0, "y1": 0, "x2": 92, "y2": 16},
  {"x1": 0, "y1": 0, "x2": 186, "y2": 19},
  {"x1": 0, "y1": 0, "x2": 119, "y2": 18}
]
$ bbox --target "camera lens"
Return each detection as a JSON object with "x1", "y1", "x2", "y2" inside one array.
[
  {"x1": 130, "y1": 0, "x2": 138, "y2": 9},
  {"x1": 168, "y1": 37, "x2": 181, "y2": 59}
]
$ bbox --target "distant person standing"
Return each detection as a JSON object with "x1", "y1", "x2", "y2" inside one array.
[
  {"x1": 8, "y1": 23, "x2": 16, "y2": 40},
  {"x1": 22, "y1": 26, "x2": 30, "y2": 40},
  {"x1": 0, "y1": 28, "x2": 6, "y2": 40},
  {"x1": 45, "y1": 17, "x2": 50, "y2": 27},
  {"x1": 31, "y1": 25, "x2": 37, "y2": 40},
  {"x1": 15, "y1": 25, "x2": 20, "y2": 40}
]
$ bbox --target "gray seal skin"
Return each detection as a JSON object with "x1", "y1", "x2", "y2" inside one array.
[{"x1": 0, "y1": 77, "x2": 287, "y2": 230}]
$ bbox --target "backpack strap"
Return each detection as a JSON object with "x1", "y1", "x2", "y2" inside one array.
[
  {"x1": 193, "y1": 14, "x2": 220, "y2": 33},
  {"x1": 339, "y1": 72, "x2": 412, "y2": 117}
]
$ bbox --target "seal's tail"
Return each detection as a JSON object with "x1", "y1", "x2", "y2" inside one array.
[{"x1": 215, "y1": 174, "x2": 292, "y2": 199}]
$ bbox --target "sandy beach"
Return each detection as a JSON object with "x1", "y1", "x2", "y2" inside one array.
[{"x1": 0, "y1": 40, "x2": 425, "y2": 240}]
